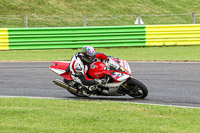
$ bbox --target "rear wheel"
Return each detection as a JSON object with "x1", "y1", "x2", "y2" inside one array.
[{"x1": 125, "y1": 78, "x2": 148, "y2": 99}]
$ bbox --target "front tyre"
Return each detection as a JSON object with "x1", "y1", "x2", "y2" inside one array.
[{"x1": 125, "y1": 78, "x2": 148, "y2": 99}]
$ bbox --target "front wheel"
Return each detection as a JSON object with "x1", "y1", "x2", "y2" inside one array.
[{"x1": 125, "y1": 78, "x2": 148, "y2": 99}]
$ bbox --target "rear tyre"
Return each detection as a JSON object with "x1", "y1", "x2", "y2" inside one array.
[{"x1": 125, "y1": 78, "x2": 148, "y2": 99}]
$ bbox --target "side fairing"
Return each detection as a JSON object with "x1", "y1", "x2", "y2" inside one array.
[{"x1": 49, "y1": 61, "x2": 73, "y2": 80}]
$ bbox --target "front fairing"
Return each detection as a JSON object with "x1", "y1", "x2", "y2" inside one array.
[
  {"x1": 107, "y1": 58, "x2": 131, "y2": 75},
  {"x1": 88, "y1": 58, "x2": 131, "y2": 82}
]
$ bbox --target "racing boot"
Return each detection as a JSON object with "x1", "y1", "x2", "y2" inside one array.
[
  {"x1": 102, "y1": 89, "x2": 109, "y2": 94},
  {"x1": 81, "y1": 86, "x2": 92, "y2": 96}
]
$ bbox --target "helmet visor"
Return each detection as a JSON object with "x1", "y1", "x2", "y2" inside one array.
[{"x1": 84, "y1": 54, "x2": 95, "y2": 63}]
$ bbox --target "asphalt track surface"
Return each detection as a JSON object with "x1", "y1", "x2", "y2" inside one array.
[{"x1": 0, "y1": 62, "x2": 200, "y2": 108}]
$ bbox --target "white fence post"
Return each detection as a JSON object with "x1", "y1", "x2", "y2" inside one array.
[
  {"x1": 192, "y1": 13, "x2": 195, "y2": 24},
  {"x1": 24, "y1": 14, "x2": 28, "y2": 28},
  {"x1": 83, "y1": 15, "x2": 87, "y2": 27}
]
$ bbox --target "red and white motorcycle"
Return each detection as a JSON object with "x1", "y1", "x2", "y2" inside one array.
[{"x1": 49, "y1": 58, "x2": 148, "y2": 99}]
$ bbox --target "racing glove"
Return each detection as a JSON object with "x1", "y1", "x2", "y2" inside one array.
[{"x1": 94, "y1": 79, "x2": 106, "y2": 85}]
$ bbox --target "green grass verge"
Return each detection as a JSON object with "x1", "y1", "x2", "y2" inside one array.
[
  {"x1": 0, "y1": 97, "x2": 200, "y2": 133},
  {"x1": 1, "y1": 45, "x2": 200, "y2": 61}
]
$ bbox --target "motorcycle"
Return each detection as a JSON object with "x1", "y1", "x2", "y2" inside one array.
[{"x1": 49, "y1": 58, "x2": 148, "y2": 99}]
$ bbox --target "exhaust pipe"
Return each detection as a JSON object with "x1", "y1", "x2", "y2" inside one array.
[{"x1": 53, "y1": 79, "x2": 77, "y2": 93}]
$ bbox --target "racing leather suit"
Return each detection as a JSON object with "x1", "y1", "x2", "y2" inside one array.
[{"x1": 69, "y1": 52, "x2": 108, "y2": 87}]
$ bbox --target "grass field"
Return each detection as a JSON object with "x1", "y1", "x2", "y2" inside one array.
[
  {"x1": 1, "y1": 0, "x2": 200, "y2": 27},
  {"x1": 1, "y1": 45, "x2": 200, "y2": 61},
  {"x1": 0, "y1": 97, "x2": 200, "y2": 133}
]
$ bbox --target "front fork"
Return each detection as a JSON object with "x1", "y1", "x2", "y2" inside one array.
[{"x1": 120, "y1": 77, "x2": 134, "y2": 94}]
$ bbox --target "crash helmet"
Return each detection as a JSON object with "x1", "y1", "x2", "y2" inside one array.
[{"x1": 81, "y1": 45, "x2": 96, "y2": 64}]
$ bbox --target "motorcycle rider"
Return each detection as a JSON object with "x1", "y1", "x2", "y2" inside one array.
[{"x1": 69, "y1": 45, "x2": 108, "y2": 96}]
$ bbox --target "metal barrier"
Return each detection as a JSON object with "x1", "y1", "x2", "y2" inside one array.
[
  {"x1": 145, "y1": 24, "x2": 200, "y2": 46},
  {"x1": 1, "y1": 24, "x2": 200, "y2": 50},
  {"x1": 0, "y1": 28, "x2": 9, "y2": 50},
  {"x1": 1, "y1": 25, "x2": 146, "y2": 50}
]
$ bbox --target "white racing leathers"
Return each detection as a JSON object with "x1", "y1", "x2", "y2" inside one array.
[{"x1": 69, "y1": 52, "x2": 97, "y2": 87}]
